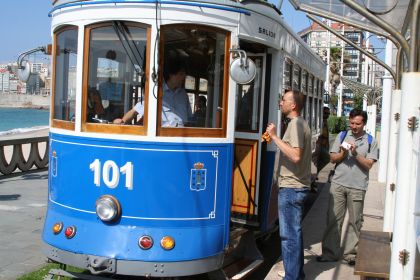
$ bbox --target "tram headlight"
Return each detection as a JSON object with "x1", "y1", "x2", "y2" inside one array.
[{"x1": 96, "y1": 195, "x2": 121, "y2": 222}]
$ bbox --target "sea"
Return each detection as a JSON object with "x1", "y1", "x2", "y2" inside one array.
[{"x1": 0, "y1": 107, "x2": 49, "y2": 136}]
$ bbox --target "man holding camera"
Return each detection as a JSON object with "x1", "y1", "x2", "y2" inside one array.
[{"x1": 317, "y1": 108, "x2": 379, "y2": 266}]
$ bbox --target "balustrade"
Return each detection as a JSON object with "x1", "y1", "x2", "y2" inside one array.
[{"x1": 0, "y1": 137, "x2": 49, "y2": 175}]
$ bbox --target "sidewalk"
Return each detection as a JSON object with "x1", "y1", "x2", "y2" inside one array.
[
  {"x1": 0, "y1": 170, "x2": 48, "y2": 280},
  {"x1": 267, "y1": 162, "x2": 386, "y2": 279}
]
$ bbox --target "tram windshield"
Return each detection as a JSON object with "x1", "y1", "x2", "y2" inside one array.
[
  {"x1": 52, "y1": 26, "x2": 78, "y2": 129},
  {"x1": 51, "y1": 21, "x2": 229, "y2": 137},
  {"x1": 157, "y1": 25, "x2": 229, "y2": 137},
  {"x1": 85, "y1": 21, "x2": 148, "y2": 126}
]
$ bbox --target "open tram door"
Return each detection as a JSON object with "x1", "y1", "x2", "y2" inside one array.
[{"x1": 231, "y1": 50, "x2": 273, "y2": 229}]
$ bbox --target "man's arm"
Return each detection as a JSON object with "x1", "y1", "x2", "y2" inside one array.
[
  {"x1": 330, "y1": 148, "x2": 348, "y2": 164},
  {"x1": 266, "y1": 123, "x2": 303, "y2": 164},
  {"x1": 113, "y1": 107, "x2": 138, "y2": 124},
  {"x1": 350, "y1": 145, "x2": 375, "y2": 170}
]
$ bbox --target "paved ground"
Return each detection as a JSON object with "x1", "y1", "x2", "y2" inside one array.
[
  {"x1": 0, "y1": 161, "x2": 386, "y2": 280},
  {"x1": 0, "y1": 170, "x2": 48, "y2": 280},
  {"x1": 265, "y1": 163, "x2": 385, "y2": 280}
]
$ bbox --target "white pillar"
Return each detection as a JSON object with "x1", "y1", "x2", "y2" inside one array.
[
  {"x1": 378, "y1": 39, "x2": 394, "y2": 182},
  {"x1": 365, "y1": 104, "x2": 376, "y2": 135},
  {"x1": 383, "y1": 89, "x2": 401, "y2": 231},
  {"x1": 325, "y1": 20, "x2": 331, "y2": 99},
  {"x1": 337, "y1": 25, "x2": 344, "y2": 117},
  {"x1": 389, "y1": 73, "x2": 420, "y2": 280},
  {"x1": 362, "y1": 32, "x2": 370, "y2": 111}
]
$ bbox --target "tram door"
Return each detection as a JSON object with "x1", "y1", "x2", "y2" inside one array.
[{"x1": 232, "y1": 55, "x2": 266, "y2": 226}]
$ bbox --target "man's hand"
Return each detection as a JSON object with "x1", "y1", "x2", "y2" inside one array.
[{"x1": 113, "y1": 118, "x2": 124, "y2": 124}]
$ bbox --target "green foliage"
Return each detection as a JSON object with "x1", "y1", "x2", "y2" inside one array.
[
  {"x1": 17, "y1": 263, "x2": 85, "y2": 280},
  {"x1": 327, "y1": 116, "x2": 348, "y2": 133},
  {"x1": 353, "y1": 94, "x2": 363, "y2": 110},
  {"x1": 329, "y1": 94, "x2": 338, "y2": 113}
]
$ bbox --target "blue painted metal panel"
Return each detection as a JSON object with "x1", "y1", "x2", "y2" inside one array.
[{"x1": 43, "y1": 133, "x2": 234, "y2": 261}]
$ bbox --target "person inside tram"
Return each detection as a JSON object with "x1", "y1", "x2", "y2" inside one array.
[
  {"x1": 86, "y1": 87, "x2": 105, "y2": 122},
  {"x1": 193, "y1": 95, "x2": 207, "y2": 127},
  {"x1": 113, "y1": 60, "x2": 193, "y2": 127}
]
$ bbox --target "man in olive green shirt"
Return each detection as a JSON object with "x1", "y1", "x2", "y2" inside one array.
[{"x1": 266, "y1": 89, "x2": 311, "y2": 280}]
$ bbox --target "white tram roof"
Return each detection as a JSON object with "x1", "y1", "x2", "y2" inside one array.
[{"x1": 51, "y1": 0, "x2": 326, "y2": 79}]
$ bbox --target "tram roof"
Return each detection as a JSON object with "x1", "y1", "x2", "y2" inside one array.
[{"x1": 288, "y1": 0, "x2": 411, "y2": 38}]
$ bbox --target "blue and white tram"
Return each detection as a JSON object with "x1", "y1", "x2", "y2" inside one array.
[{"x1": 42, "y1": 0, "x2": 326, "y2": 278}]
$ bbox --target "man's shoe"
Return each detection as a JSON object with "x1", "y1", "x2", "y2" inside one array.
[
  {"x1": 343, "y1": 256, "x2": 356, "y2": 266},
  {"x1": 316, "y1": 256, "x2": 337, "y2": 262}
]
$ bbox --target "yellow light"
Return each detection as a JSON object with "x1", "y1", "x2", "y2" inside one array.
[
  {"x1": 53, "y1": 222, "x2": 63, "y2": 234},
  {"x1": 160, "y1": 236, "x2": 175, "y2": 250}
]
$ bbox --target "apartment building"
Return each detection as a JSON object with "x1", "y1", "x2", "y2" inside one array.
[{"x1": 298, "y1": 22, "x2": 365, "y2": 114}]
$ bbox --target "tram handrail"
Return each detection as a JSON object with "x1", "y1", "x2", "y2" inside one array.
[{"x1": 0, "y1": 136, "x2": 49, "y2": 176}]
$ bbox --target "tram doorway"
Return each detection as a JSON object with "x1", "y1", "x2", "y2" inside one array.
[{"x1": 232, "y1": 54, "x2": 268, "y2": 226}]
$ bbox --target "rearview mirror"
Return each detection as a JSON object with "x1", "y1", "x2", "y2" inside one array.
[{"x1": 229, "y1": 49, "x2": 256, "y2": 84}]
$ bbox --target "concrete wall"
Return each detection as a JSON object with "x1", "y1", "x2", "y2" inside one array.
[{"x1": 0, "y1": 93, "x2": 50, "y2": 109}]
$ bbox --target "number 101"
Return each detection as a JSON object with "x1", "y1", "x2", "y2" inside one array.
[{"x1": 89, "y1": 159, "x2": 134, "y2": 190}]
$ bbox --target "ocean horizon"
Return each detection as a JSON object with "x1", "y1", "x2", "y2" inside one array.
[{"x1": 0, "y1": 107, "x2": 49, "y2": 136}]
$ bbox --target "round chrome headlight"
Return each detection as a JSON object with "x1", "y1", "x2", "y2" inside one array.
[{"x1": 96, "y1": 195, "x2": 121, "y2": 222}]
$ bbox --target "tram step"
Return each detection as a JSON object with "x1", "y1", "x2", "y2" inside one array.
[
  {"x1": 223, "y1": 230, "x2": 263, "y2": 279},
  {"x1": 224, "y1": 258, "x2": 263, "y2": 279}
]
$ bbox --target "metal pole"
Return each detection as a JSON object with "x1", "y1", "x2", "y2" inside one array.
[
  {"x1": 307, "y1": 15, "x2": 396, "y2": 82},
  {"x1": 337, "y1": 25, "x2": 344, "y2": 116},
  {"x1": 362, "y1": 32, "x2": 370, "y2": 111},
  {"x1": 325, "y1": 19, "x2": 331, "y2": 104},
  {"x1": 382, "y1": 89, "x2": 401, "y2": 231},
  {"x1": 378, "y1": 40, "x2": 394, "y2": 182},
  {"x1": 339, "y1": 0, "x2": 409, "y2": 60}
]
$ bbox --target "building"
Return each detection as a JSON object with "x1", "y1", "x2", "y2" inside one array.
[{"x1": 298, "y1": 21, "x2": 365, "y2": 114}]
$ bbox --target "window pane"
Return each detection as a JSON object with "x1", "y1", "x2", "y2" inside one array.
[
  {"x1": 86, "y1": 22, "x2": 147, "y2": 125},
  {"x1": 160, "y1": 26, "x2": 226, "y2": 129},
  {"x1": 283, "y1": 59, "x2": 292, "y2": 90},
  {"x1": 53, "y1": 27, "x2": 78, "y2": 122}
]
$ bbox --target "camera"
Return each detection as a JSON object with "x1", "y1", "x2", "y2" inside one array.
[{"x1": 341, "y1": 141, "x2": 352, "y2": 150}]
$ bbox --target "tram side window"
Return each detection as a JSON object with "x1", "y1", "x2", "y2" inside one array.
[
  {"x1": 301, "y1": 71, "x2": 308, "y2": 120},
  {"x1": 52, "y1": 27, "x2": 78, "y2": 128},
  {"x1": 283, "y1": 59, "x2": 292, "y2": 91},
  {"x1": 84, "y1": 22, "x2": 148, "y2": 129},
  {"x1": 158, "y1": 25, "x2": 229, "y2": 136},
  {"x1": 312, "y1": 79, "x2": 318, "y2": 130},
  {"x1": 292, "y1": 64, "x2": 301, "y2": 91}
]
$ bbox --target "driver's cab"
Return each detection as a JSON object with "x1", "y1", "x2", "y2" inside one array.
[{"x1": 51, "y1": 21, "x2": 230, "y2": 138}]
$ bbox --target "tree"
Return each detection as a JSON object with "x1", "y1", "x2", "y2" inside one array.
[{"x1": 324, "y1": 47, "x2": 351, "y2": 112}]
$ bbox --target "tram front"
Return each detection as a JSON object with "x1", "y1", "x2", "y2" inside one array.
[{"x1": 43, "y1": 1, "x2": 240, "y2": 277}]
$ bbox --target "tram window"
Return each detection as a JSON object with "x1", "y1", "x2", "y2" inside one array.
[
  {"x1": 52, "y1": 26, "x2": 78, "y2": 129},
  {"x1": 283, "y1": 59, "x2": 292, "y2": 90},
  {"x1": 308, "y1": 75, "x2": 314, "y2": 96},
  {"x1": 82, "y1": 21, "x2": 150, "y2": 134},
  {"x1": 236, "y1": 82, "x2": 260, "y2": 132},
  {"x1": 301, "y1": 71, "x2": 307, "y2": 94},
  {"x1": 313, "y1": 79, "x2": 319, "y2": 130},
  {"x1": 158, "y1": 25, "x2": 229, "y2": 137},
  {"x1": 292, "y1": 65, "x2": 301, "y2": 91}
]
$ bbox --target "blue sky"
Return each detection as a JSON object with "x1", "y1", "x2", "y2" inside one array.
[
  {"x1": 0, "y1": 0, "x2": 52, "y2": 64},
  {"x1": 0, "y1": 1, "x2": 381, "y2": 63}
]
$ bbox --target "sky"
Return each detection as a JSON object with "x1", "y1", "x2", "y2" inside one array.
[
  {"x1": 0, "y1": 0, "x2": 52, "y2": 64},
  {"x1": 0, "y1": 0, "x2": 382, "y2": 63}
]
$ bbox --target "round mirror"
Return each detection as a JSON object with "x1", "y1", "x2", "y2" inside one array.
[
  {"x1": 229, "y1": 57, "x2": 256, "y2": 85},
  {"x1": 17, "y1": 60, "x2": 31, "y2": 82}
]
